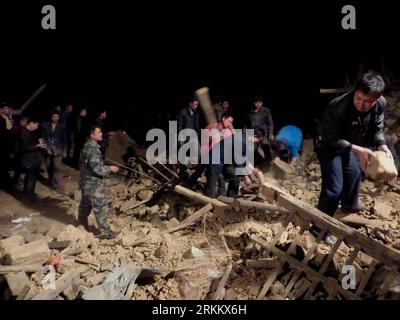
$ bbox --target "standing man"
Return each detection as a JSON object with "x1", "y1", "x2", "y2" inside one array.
[
  {"x1": 271, "y1": 125, "x2": 303, "y2": 166},
  {"x1": 60, "y1": 104, "x2": 74, "y2": 161},
  {"x1": 10, "y1": 116, "x2": 28, "y2": 184},
  {"x1": 177, "y1": 97, "x2": 200, "y2": 143},
  {"x1": 79, "y1": 126, "x2": 120, "y2": 239},
  {"x1": 316, "y1": 71, "x2": 391, "y2": 244},
  {"x1": 95, "y1": 110, "x2": 109, "y2": 157},
  {"x1": 73, "y1": 107, "x2": 89, "y2": 169},
  {"x1": 0, "y1": 104, "x2": 13, "y2": 187},
  {"x1": 213, "y1": 95, "x2": 224, "y2": 121},
  {"x1": 19, "y1": 118, "x2": 46, "y2": 198},
  {"x1": 248, "y1": 95, "x2": 274, "y2": 170},
  {"x1": 41, "y1": 110, "x2": 67, "y2": 192}
]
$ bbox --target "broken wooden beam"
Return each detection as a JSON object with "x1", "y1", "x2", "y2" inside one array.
[
  {"x1": 174, "y1": 185, "x2": 228, "y2": 208},
  {"x1": 20, "y1": 84, "x2": 47, "y2": 112},
  {"x1": 0, "y1": 264, "x2": 42, "y2": 275},
  {"x1": 251, "y1": 235, "x2": 360, "y2": 300},
  {"x1": 212, "y1": 264, "x2": 232, "y2": 300},
  {"x1": 245, "y1": 259, "x2": 280, "y2": 269},
  {"x1": 31, "y1": 270, "x2": 81, "y2": 300},
  {"x1": 162, "y1": 204, "x2": 213, "y2": 234},
  {"x1": 334, "y1": 213, "x2": 387, "y2": 229},
  {"x1": 138, "y1": 157, "x2": 171, "y2": 182},
  {"x1": 262, "y1": 181, "x2": 400, "y2": 269},
  {"x1": 105, "y1": 159, "x2": 162, "y2": 184},
  {"x1": 217, "y1": 196, "x2": 289, "y2": 213}
]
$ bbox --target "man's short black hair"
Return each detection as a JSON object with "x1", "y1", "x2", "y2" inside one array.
[
  {"x1": 213, "y1": 94, "x2": 223, "y2": 104},
  {"x1": 26, "y1": 116, "x2": 40, "y2": 125},
  {"x1": 354, "y1": 71, "x2": 385, "y2": 96},
  {"x1": 88, "y1": 125, "x2": 101, "y2": 137},
  {"x1": 189, "y1": 96, "x2": 199, "y2": 104},
  {"x1": 271, "y1": 139, "x2": 284, "y2": 152},
  {"x1": 51, "y1": 109, "x2": 60, "y2": 116},
  {"x1": 221, "y1": 110, "x2": 234, "y2": 120},
  {"x1": 0, "y1": 102, "x2": 10, "y2": 108},
  {"x1": 254, "y1": 95, "x2": 264, "y2": 102}
]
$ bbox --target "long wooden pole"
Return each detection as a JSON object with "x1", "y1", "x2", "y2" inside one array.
[
  {"x1": 20, "y1": 84, "x2": 47, "y2": 112},
  {"x1": 105, "y1": 159, "x2": 161, "y2": 184}
]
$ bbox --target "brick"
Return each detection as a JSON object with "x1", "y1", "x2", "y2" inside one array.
[
  {"x1": 4, "y1": 239, "x2": 50, "y2": 265},
  {"x1": 5, "y1": 272, "x2": 31, "y2": 296},
  {"x1": 373, "y1": 202, "x2": 393, "y2": 220},
  {"x1": 0, "y1": 235, "x2": 24, "y2": 257}
]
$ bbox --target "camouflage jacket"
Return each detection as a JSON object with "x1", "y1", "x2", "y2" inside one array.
[{"x1": 80, "y1": 140, "x2": 111, "y2": 184}]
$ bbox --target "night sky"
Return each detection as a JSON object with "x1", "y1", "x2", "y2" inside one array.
[{"x1": 1, "y1": 2, "x2": 399, "y2": 144}]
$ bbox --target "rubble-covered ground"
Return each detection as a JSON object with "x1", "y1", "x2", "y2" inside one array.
[{"x1": 2, "y1": 92, "x2": 400, "y2": 300}]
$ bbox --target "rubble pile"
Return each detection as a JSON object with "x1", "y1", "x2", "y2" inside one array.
[{"x1": 1, "y1": 129, "x2": 400, "y2": 300}]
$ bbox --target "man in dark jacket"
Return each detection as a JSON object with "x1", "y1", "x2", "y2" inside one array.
[
  {"x1": 316, "y1": 71, "x2": 392, "y2": 244},
  {"x1": 60, "y1": 104, "x2": 74, "y2": 161},
  {"x1": 0, "y1": 104, "x2": 12, "y2": 188},
  {"x1": 41, "y1": 110, "x2": 67, "y2": 191},
  {"x1": 177, "y1": 97, "x2": 200, "y2": 139},
  {"x1": 10, "y1": 116, "x2": 28, "y2": 184},
  {"x1": 73, "y1": 107, "x2": 89, "y2": 169},
  {"x1": 95, "y1": 110, "x2": 109, "y2": 157},
  {"x1": 248, "y1": 95, "x2": 274, "y2": 169},
  {"x1": 19, "y1": 118, "x2": 46, "y2": 198}
]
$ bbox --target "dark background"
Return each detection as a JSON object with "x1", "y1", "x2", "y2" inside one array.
[{"x1": 0, "y1": 1, "x2": 399, "y2": 144}]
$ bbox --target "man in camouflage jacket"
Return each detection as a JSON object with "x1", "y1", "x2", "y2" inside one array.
[{"x1": 79, "y1": 126, "x2": 119, "y2": 239}]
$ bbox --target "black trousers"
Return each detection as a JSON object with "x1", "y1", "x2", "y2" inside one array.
[
  {"x1": 317, "y1": 151, "x2": 361, "y2": 216},
  {"x1": 23, "y1": 166, "x2": 40, "y2": 197},
  {"x1": 206, "y1": 164, "x2": 239, "y2": 198}
]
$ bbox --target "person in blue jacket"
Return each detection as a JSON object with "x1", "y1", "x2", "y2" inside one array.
[{"x1": 271, "y1": 125, "x2": 303, "y2": 166}]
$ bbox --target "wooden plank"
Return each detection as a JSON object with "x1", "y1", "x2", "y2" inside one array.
[
  {"x1": 217, "y1": 196, "x2": 289, "y2": 214},
  {"x1": 262, "y1": 181, "x2": 400, "y2": 269},
  {"x1": 258, "y1": 222, "x2": 308, "y2": 300},
  {"x1": 338, "y1": 247, "x2": 360, "y2": 283},
  {"x1": 377, "y1": 271, "x2": 398, "y2": 299},
  {"x1": 355, "y1": 260, "x2": 378, "y2": 296},
  {"x1": 271, "y1": 212, "x2": 297, "y2": 248},
  {"x1": 335, "y1": 214, "x2": 386, "y2": 229},
  {"x1": 32, "y1": 270, "x2": 81, "y2": 300},
  {"x1": 283, "y1": 229, "x2": 327, "y2": 298},
  {"x1": 138, "y1": 157, "x2": 171, "y2": 182},
  {"x1": 303, "y1": 237, "x2": 343, "y2": 300},
  {"x1": 162, "y1": 204, "x2": 212, "y2": 234},
  {"x1": 291, "y1": 278, "x2": 312, "y2": 299},
  {"x1": 251, "y1": 235, "x2": 360, "y2": 300},
  {"x1": 327, "y1": 287, "x2": 338, "y2": 300},
  {"x1": 0, "y1": 264, "x2": 42, "y2": 274},
  {"x1": 174, "y1": 185, "x2": 228, "y2": 208},
  {"x1": 123, "y1": 199, "x2": 152, "y2": 214},
  {"x1": 246, "y1": 259, "x2": 280, "y2": 269},
  {"x1": 16, "y1": 284, "x2": 31, "y2": 300},
  {"x1": 212, "y1": 264, "x2": 233, "y2": 300},
  {"x1": 20, "y1": 84, "x2": 47, "y2": 112},
  {"x1": 257, "y1": 266, "x2": 282, "y2": 300}
]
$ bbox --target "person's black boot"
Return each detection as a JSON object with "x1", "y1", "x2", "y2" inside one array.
[{"x1": 98, "y1": 228, "x2": 120, "y2": 240}]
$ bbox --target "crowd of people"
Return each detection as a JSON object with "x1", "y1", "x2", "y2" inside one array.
[
  {"x1": 0, "y1": 103, "x2": 110, "y2": 198},
  {"x1": 1, "y1": 71, "x2": 399, "y2": 242}
]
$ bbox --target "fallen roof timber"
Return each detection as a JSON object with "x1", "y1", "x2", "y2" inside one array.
[{"x1": 262, "y1": 181, "x2": 400, "y2": 270}]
